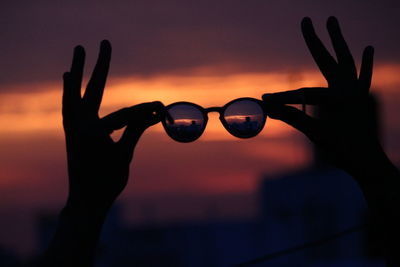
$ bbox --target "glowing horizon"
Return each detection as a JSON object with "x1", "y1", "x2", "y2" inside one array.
[{"x1": 1, "y1": 64, "x2": 399, "y2": 139}]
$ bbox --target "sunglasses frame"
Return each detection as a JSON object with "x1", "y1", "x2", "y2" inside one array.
[{"x1": 162, "y1": 97, "x2": 267, "y2": 143}]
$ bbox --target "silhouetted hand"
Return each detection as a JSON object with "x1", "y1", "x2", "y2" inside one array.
[
  {"x1": 262, "y1": 17, "x2": 400, "y2": 266},
  {"x1": 262, "y1": 17, "x2": 376, "y2": 175},
  {"x1": 42, "y1": 40, "x2": 164, "y2": 267},
  {"x1": 63, "y1": 40, "x2": 163, "y2": 212}
]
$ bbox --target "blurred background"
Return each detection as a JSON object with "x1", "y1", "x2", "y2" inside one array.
[{"x1": 1, "y1": 0, "x2": 400, "y2": 266}]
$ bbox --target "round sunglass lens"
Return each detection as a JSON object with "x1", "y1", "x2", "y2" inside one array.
[
  {"x1": 223, "y1": 99, "x2": 265, "y2": 138},
  {"x1": 164, "y1": 104, "x2": 205, "y2": 142}
]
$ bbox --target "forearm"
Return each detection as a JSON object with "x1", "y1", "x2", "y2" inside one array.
[
  {"x1": 40, "y1": 202, "x2": 109, "y2": 267},
  {"x1": 345, "y1": 146, "x2": 400, "y2": 266}
]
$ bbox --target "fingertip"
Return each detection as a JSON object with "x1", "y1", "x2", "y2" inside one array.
[
  {"x1": 143, "y1": 101, "x2": 164, "y2": 112},
  {"x1": 365, "y1": 45, "x2": 374, "y2": 54},
  {"x1": 362, "y1": 46, "x2": 374, "y2": 62},
  {"x1": 151, "y1": 101, "x2": 166, "y2": 120},
  {"x1": 71, "y1": 46, "x2": 85, "y2": 70},
  {"x1": 327, "y1": 16, "x2": 340, "y2": 32},
  {"x1": 262, "y1": 93, "x2": 272, "y2": 101},
  {"x1": 327, "y1": 16, "x2": 338, "y2": 25},
  {"x1": 262, "y1": 93, "x2": 280, "y2": 103},
  {"x1": 133, "y1": 101, "x2": 165, "y2": 124},
  {"x1": 152, "y1": 100, "x2": 164, "y2": 107},
  {"x1": 263, "y1": 102, "x2": 285, "y2": 120},
  {"x1": 98, "y1": 40, "x2": 112, "y2": 62},
  {"x1": 301, "y1": 17, "x2": 315, "y2": 36},
  {"x1": 63, "y1": 72, "x2": 70, "y2": 80},
  {"x1": 74, "y1": 45, "x2": 85, "y2": 55},
  {"x1": 101, "y1": 40, "x2": 112, "y2": 51},
  {"x1": 301, "y1": 17, "x2": 312, "y2": 28},
  {"x1": 302, "y1": 17, "x2": 312, "y2": 24}
]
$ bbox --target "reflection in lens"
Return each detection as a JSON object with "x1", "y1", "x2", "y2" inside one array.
[
  {"x1": 223, "y1": 99, "x2": 265, "y2": 138},
  {"x1": 164, "y1": 104, "x2": 205, "y2": 142}
]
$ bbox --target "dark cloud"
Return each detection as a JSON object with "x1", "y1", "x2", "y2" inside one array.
[{"x1": 0, "y1": 0, "x2": 399, "y2": 89}]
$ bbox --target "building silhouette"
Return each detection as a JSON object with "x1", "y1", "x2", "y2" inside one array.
[{"x1": 35, "y1": 165, "x2": 386, "y2": 266}]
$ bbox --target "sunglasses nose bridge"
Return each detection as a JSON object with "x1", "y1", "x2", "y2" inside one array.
[
  {"x1": 204, "y1": 107, "x2": 224, "y2": 125},
  {"x1": 205, "y1": 107, "x2": 223, "y2": 122},
  {"x1": 205, "y1": 107, "x2": 223, "y2": 114}
]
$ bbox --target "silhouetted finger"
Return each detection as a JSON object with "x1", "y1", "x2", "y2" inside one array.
[
  {"x1": 101, "y1": 101, "x2": 164, "y2": 134},
  {"x1": 100, "y1": 107, "x2": 133, "y2": 134},
  {"x1": 62, "y1": 72, "x2": 74, "y2": 117},
  {"x1": 69, "y1": 45, "x2": 85, "y2": 94},
  {"x1": 301, "y1": 17, "x2": 338, "y2": 83},
  {"x1": 262, "y1": 87, "x2": 331, "y2": 105},
  {"x1": 327, "y1": 17, "x2": 357, "y2": 79},
  {"x1": 63, "y1": 46, "x2": 85, "y2": 116},
  {"x1": 83, "y1": 40, "x2": 112, "y2": 114},
  {"x1": 358, "y1": 46, "x2": 374, "y2": 93},
  {"x1": 264, "y1": 102, "x2": 317, "y2": 140},
  {"x1": 118, "y1": 102, "x2": 165, "y2": 162}
]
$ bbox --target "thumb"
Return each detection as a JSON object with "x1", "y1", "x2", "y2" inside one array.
[
  {"x1": 264, "y1": 100, "x2": 317, "y2": 140},
  {"x1": 118, "y1": 101, "x2": 164, "y2": 162}
]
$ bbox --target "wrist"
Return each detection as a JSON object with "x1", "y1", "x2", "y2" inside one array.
[
  {"x1": 342, "y1": 142, "x2": 387, "y2": 179},
  {"x1": 344, "y1": 145, "x2": 400, "y2": 210},
  {"x1": 60, "y1": 195, "x2": 112, "y2": 240},
  {"x1": 43, "y1": 202, "x2": 109, "y2": 266},
  {"x1": 66, "y1": 188, "x2": 116, "y2": 218},
  {"x1": 62, "y1": 201, "x2": 109, "y2": 226}
]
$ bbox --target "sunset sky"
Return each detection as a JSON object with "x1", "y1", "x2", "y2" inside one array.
[{"x1": 1, "y1": 0, "x2": 400, "y2": 258}]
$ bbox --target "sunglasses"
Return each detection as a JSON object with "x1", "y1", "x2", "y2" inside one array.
[{"x1": 161, "y1": 97, "x2": 267, "y2": 142}]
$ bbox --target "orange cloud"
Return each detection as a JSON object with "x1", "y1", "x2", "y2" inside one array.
[{"x1": 0, "y1": 64, "x2": 399, "y2": 140}]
